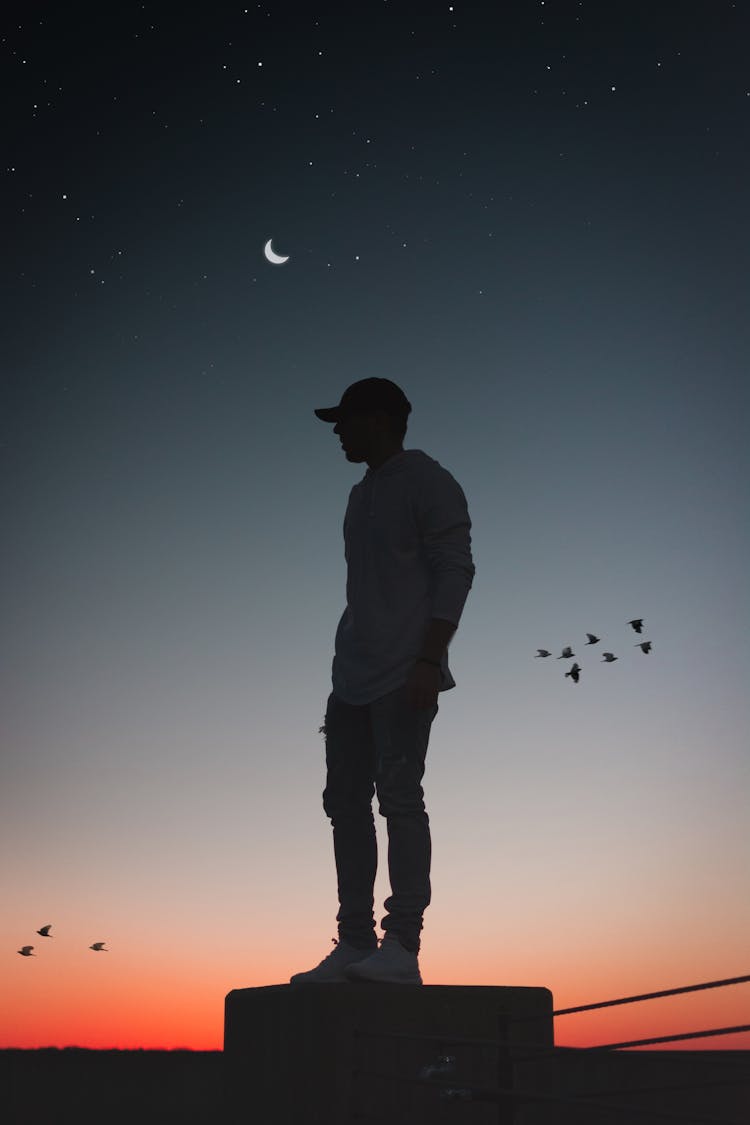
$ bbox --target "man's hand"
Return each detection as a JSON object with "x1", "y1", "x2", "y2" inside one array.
[{"x1": 404, "y1": 661, "x2": 441, "y2": 711}]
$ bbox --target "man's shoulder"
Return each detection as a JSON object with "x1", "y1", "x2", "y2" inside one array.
[
  {"x1": 411, "y1": 452, "x2": 466, "y2": 492},
  {"x1": 403, "y1": 449, "x2": 451, "y2": 479}
]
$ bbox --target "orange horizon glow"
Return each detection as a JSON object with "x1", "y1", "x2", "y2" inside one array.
[{"x1": 5, "y1": 949, "x2": 748, "y2": 1052}]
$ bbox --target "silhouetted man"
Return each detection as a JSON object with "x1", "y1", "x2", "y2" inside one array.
[{"x1": 290, "y1": 378, "x2": 475, "y2": 986}]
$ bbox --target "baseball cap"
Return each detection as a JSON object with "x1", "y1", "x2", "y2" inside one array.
[{"x1": 314, "y1": 378, "x2": 412, "y2": 424}]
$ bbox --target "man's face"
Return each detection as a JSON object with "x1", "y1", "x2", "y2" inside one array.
[
  {"x1": 332, "y1": 409, "x2": 404, "y2": 470},
  {"x1": 333, "y1": 410, "x2": 395, "y2": 463}
]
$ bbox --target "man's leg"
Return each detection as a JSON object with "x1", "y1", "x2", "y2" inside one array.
[
  {"x1": 321, "y1": 692, "x2": 379, "y2": 950},
  {"x1": 370, "y1": 684, "x2": 439, "y2": 955}
]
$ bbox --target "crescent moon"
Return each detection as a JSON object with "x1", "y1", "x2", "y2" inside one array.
[{"x1": 264, "y1": 239, "x2": 289, "y2": 265}]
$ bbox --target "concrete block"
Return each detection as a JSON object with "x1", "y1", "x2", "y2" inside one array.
[{"x1": 224, "y1": 982, "x2": 553, "y2": 1124}]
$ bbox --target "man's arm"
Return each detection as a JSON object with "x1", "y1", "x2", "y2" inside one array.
[
  {"x1": 419, "y1": 617, "x2": 457, "y2": 664},
  {"x1": 416, "y1": 466, "x2": 474, "y2": 666}
]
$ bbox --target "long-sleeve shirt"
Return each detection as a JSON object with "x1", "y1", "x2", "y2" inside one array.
[{"x1": 331, "y1": 449, "x2": 475, "y2": 705}]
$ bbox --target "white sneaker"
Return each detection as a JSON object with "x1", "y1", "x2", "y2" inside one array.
[
  {"x1": 344, "y1": 933, "x2": 423, "y2": 985},
  {"x1": 289, "y1": 937, "x2": 376, "y2": 985}
]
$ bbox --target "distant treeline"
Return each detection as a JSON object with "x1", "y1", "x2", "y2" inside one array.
[
  {"x1": 3, "y1": 1048, "x2": 226, "y2": 1124},
  {"x1": 3, "y1": 1047, "x2": 220, "y2": 1054}
]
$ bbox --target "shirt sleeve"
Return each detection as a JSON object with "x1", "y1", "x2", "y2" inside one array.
[{"x1": 416, "y1": 466, "x2": 476, "y2": 627}]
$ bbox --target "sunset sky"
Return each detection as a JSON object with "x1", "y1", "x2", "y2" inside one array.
[{"x1": 3, "y1": 2, "x2": 748, "y2": 1050}]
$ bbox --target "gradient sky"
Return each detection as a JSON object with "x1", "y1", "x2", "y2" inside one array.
[{"x1": 3, "y1": 2, "x2": 749, "y2": 1050}]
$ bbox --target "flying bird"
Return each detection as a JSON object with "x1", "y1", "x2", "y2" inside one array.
[
  {"x1": 635, "y1": 641, "x2": 652, "y2": 653},
  {"x1": 601, "y1": 652, "x2": 618, "y2": 662},
  {"x1": 36, "y1": 924, "x2": 53, "y2": 938},
  {"x1": 565, "y1": 663, "x2": 581, "y2": 683},
  {"x1": 18, "y1": 946, "x2": 35, "y2": 957},
  {"x1": 558, "y1": 646, "x2": 575, "y2": 659},
  {"x1": 628, "y1": 619, "x2": 644, "y2": 633},
  {"x1": 89, "y1": 942, "x2": 108, "y2": 952},
  {"x1": 535, "y1": 649, "x2": 551, "y2": 657},
  {"x1": 585, "y1": 633, "x2": 600, "y2": 644}
]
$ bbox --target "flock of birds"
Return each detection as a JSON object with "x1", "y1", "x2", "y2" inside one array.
[
  {"x1": 17, "y1": 924, "x2": 108, "y2": 957},
  {"x1": 15, "y1": 622, "x2": 653, "y2": 957},
  {"x1": 14, "y1": 627, "x2": 653, "y2": 958},
  {"x1": 536, "y1": 618, "x2": 652, "y2": 684}
]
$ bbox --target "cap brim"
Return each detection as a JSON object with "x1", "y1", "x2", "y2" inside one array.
[{"x1": 314, "y1": 407, "x2": 340, "y2": 422}]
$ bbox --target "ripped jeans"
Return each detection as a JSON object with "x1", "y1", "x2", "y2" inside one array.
[{"x1": 321, "y1": 681, "x2": 439, "y2": 955}]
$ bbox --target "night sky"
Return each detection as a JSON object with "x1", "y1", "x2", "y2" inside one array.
[{"x1": 3, "y1": 2, "x2": 749, "y2": 1049}]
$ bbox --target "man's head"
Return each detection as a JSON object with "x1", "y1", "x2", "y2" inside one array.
[
  {"x1": 314, "y1": 378, "x2": 411, "y2": 471},
  {"x1": 333, "y1": 407, "x2": 407, "y2": 469}
]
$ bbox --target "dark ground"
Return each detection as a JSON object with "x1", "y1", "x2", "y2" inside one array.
[
  {"x1": 4, "y1": 1046, "x2": 749, "y2": 1123},
  {"x1": 2, "y1": 1048, "x2": 227, "y2": 1124}
]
